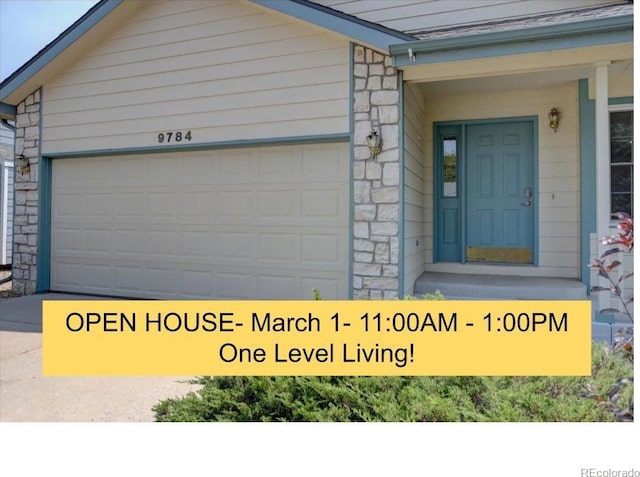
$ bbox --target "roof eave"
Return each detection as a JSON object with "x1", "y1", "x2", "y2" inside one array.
[
  {"x1": 249, "y1": 0, "x2": 413, "y2": 51},
  {"x1": 390, "y1": 14, "x2": 633, "y2": 66}
]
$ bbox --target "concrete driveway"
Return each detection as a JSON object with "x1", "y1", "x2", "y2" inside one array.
[{"x1": 0, "y1": 293, "x2": 199, "y2": 422}]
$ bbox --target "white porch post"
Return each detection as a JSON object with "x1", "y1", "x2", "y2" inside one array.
[
  {"x1": 594, "y1": 61, "x2": 610, "y2": 239},
  {"x1": 593, "y1": 61, "x2": 611, "y2": 314}
]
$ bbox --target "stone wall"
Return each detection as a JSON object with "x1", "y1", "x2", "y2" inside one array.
[
  {"x1": 352, "y1": 45, "x2": 401, "y2": 299},
  {"x1": 12, "y1": 89, "x2": 41, "y2": 295}
]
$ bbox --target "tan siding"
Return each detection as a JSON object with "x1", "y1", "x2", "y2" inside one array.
[
  {"x1": 42, "y1": 0, "x2": 349, "y2": 154},
  {"x1": 403, "y1": 83, "x2": 425, "y2": 293},
  {"x1": 315, "y1": 0, "x2": 625, "y2": 33},
  {"x1": 423, "y1": 82, "x2": 580, "y2": 278}
]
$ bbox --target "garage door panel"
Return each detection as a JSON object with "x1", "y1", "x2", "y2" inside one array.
[
  {"x1": 146, "y1": 267, "x2": 179, "y2": 295},
  {"x1": 53, "y1": 262, "x2": 82, "y2": 288},
  {"x1": 148, "y1": 155, "x2": 181, "y2": 185},
  {"x1": 83, "y1": 263, "x2": 112, "y2": 289},
  {"x1": 51, "y1": 144, "x2": 348, "y2": 299},
  {"x1": 257, "y1": 274, "x2": 299, "y2": 300},
  {"x1": 85, "y1": 194, "x2": 111, "y2": 217},
  {"x1": 216, "y1": 231, "x2": 255, "y2": 262},
  {"x1": 114, "y1": 157, "x2": 147, "y2": 186},
  {"x1": 301, "y1": 234, "x2": 341, "y2": 264},
  {"x1": 181, "y1": 191, "x2": 214, "y2": 217},
  {"x1": 112, "y1": 193, "x2": 144, "y2": 217},
  {"x1": 55, "y1": 228, "x2": 83, "y2": 252},
  {"x1": 302, "y1": 190, "x2": 341, "y2": 218},
  {"x1": 301, "y1": 146, "x2": 345, "y2": 178},
  {"x1": 85, "y1": 228, "x2": 112, "y2": 252},
  {"x1": 114, "y1": 265, "x2": 144, "y2": 291},
  {"x1": 182, "y1": 230, "x2": 215, "y2": 258},
  {"x1": 146, "y1": 230, "x2": 180, "y2": 257},
  {"x1": 217, "y1": 190, "x2": 255, "y2": 218},
  {"x1": 219, "y1": 149, "x2": 258, "y2": 177},
  {"x1": 114, "y1": 230, "x2": 145, "y2": 255},
  {"x1": 181, "y1": 270, "x2": 215, "y2": 298},
  {"x1": 216, "y1": 272, "x2": 255, "y2": 299},
  {"x1": 259, "y1": 148, "x2": 300, "y2": 177},
  {"x1": 147, "y1": 192, "x2": 179, "y2": 217},
  {"x1": 180, "y1": 151, "x2": 217, "y2": 181},
  {"x1": 299, "y1": 277, "x2": 343, "y2": 300},
  {"x1": 257, "y1": 233, "x2": 297, "y2": 263},
  {"x1": 258, "y1": 190, "x2": 297, "y2": 217},
  {"x1": 55, "y1": 193, "x2": 84, "y2": 217}
]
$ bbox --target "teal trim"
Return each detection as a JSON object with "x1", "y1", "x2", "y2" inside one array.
[
  {"x1": 1, "y1": 0, "x2": 121, "y2": 101},
  {"x1": 390, "y1": 15, "x2": 632, "y2": 67},
  {"x1": 609, "y1": 97, "x2": 633, "y2": 106},
  {"x1": 460, "y1": 125, "x2": 467, "y2": 264},
  {"x1": 36, "y1": 157, "x2": 51, "y2": 293},
  {"x1": 432, "y1": 123, "x2": 439, "y2": 263},
  {"x1": 35, "y1": 87, "x2": 50, "y2": 293},
  {"x1": 398, "y1": 70, "x2": 405, "y2": 298},
  {"x1": 249, "y1": 0, "x2": 412, "y2": 51},
  {"x1": 436, "y1": 116, "x2": 539, "y2": 128},
  {"x1": 433, "y1": 116, "x2": 538, "y2": 266},
  {"x1": 348, "y1": 43, "x2": 354, "y2": 300},
  {"x1": 579, "y1": 78, "x2": 596, "y2": 291},
  {"x1": 0, "y1": 102, "x2": 16, "y2": 119},
  {"x1": 532, "y1": 118, "x2": 539, "y2": 267},
  {"x1": 43, "y1": 133, "x2": 351, "y2": 159}
]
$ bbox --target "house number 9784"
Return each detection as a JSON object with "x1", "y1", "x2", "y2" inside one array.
[{"x1": 158, "y1": 131, "x2": 192, "y2": 143}]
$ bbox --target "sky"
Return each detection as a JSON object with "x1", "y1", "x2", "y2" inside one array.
[{"x1": 0, "y1": 0, "x2": 99, "y2": 81}]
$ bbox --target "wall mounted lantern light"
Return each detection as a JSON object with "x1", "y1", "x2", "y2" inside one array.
[
  {"x1": 366, "y1": 129, "x2": 382, "y2": 158},
  {"x1": 548, "y1": 107, "x2": 560, "y2": 133},
  {"x1": 16, "y1": 154, "x2": 30, "y2": 175}
]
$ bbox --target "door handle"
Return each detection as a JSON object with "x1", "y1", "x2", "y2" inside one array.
[{"x1": 521, "y1": 200, "x2": 532, "y2": 207}]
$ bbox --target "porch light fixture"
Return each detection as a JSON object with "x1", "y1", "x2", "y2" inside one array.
[
  {"x1": 548, "y1": 107, "x2": 560, "y2": 133},
  {"x1": 16, "y1": 154, "x2": 30, "y2": 175},
  {"x1": 366, "y1": 129, "x2": 382, "y2": 158}
]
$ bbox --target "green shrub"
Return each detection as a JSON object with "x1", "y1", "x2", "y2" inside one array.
[
  {"x1": 154, "y1": 342, "x2": 631, "y2": 422},
  {"x1": 403, "y1": 290, "x2": 445, "y2": 300},
  {"x1": 154, "y1": 290, "x2": 632, "y2": 422}
]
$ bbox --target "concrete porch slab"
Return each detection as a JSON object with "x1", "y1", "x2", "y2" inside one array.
[{"x1": 413, "y1": 272, "x2": 587, "y2": 300}]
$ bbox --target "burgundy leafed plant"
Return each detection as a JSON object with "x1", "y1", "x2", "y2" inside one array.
[
  {"x1": 586, "y1": 212, "x2": 633, "y2": 421},
  {"x1": 589, "y1": 212, "x2": 634, "y2": 323}
]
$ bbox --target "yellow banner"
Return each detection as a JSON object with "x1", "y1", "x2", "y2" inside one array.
[{"x1": 43, "y1": 300, "x2": 591, "y2": 376}]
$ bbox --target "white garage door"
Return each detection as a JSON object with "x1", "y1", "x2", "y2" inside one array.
[{"x1": 51, "y1": 143, "x2": 349, "y2": 299}]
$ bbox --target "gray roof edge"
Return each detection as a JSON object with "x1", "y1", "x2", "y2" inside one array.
[
  {"x1": 0, "y1": 102, "x2": 17, "y2": 120},
  {"x1": 250, "y1": 0, "x2": 413, "y2": 50},
  {"x1": 389, "y1": 13, "x2": 633, "y2": 56},
  {"x1": 0, "y1": 0, "x2": 123, "y2": 103}
]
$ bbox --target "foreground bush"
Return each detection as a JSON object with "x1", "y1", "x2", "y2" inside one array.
[
  {"x1": 589, "y1": 212, "x2": 634, "y2": 420},
  {"x1": 154, "y1": 343, "x2": 632, "y2": 422}
]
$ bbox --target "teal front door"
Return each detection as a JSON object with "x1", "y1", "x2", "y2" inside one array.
[{"x1": 466, "y1": 122, "x2": 534, "y2": 263}]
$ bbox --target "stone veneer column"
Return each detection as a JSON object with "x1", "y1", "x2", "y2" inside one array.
[
  {"x1": 12, "y1": 89, "x2": 41, "y2": 295},
  {"x1": 352, "y1": 45, "x2": 401, "y2": 299}
]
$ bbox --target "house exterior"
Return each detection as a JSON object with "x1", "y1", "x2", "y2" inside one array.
[
  {"x1": 0, "y1": 121, "x2": 14, "y2": 267},
  {"x1": 0, "y1": 1, "x2": 633, "y2": 322}
]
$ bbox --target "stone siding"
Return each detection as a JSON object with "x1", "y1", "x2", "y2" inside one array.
[
  {"x1": 12, "y1": 89, "x2": 41, "y2": 295},
  {"x1": 352, "y1": 45, "x2": 401, "y2": 299}
]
